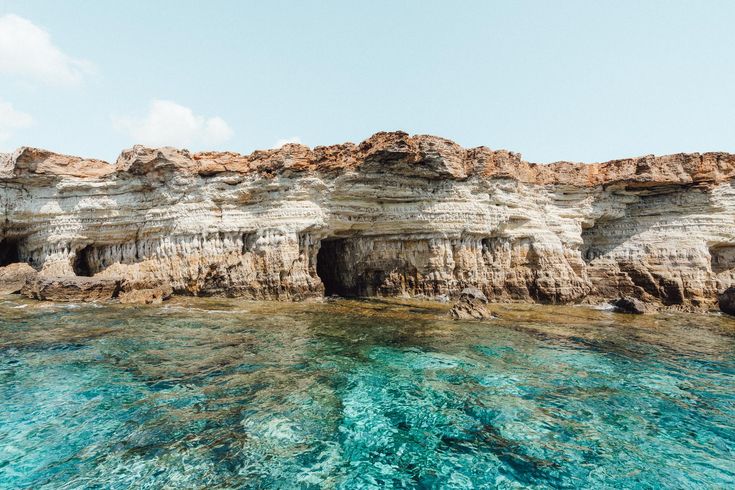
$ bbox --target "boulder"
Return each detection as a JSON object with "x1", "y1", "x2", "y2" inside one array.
[
  {"x1": 118, "y1": 279, "x2": 173, "y2": 304},
  {"x1": 449, "y1": 287, "x2": 494, "y2": 320},
  {"x1": 0, "y1": 263, "x2": 38, "y2": 294},
  {"x1": 22, "y1": 276, "x2": 123, "y2": 302},
  {"x1": 611, "y1": 296, "x2": 657, "y2": 314},
  {"x1": 718, "y1": 287, "x2": 735, "y2": 316}
]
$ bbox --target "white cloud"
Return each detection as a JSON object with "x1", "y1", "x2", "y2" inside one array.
[
  {"x1": 0, "y1": 99, "x2": 33, "y2": 146},
  {"x1": 0, "y1": 14, "x2": 92, "y2": 86},
  {"x1": 273, "y1": 136, "x2": 302, "y2": 148},
  {"x1": 113, "y1": 100, "x2": 234, "y2": 149}
]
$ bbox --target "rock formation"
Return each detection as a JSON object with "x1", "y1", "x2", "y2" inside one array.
[
  {"x1": 611, "y1": 296, "x2": 658, "y2": 314},
  {"x1": 717, "y1": 287, "x2": 735, "y2": 316},
  {"x1": 449, "y1": 287, "x2": 495, "y2": 320},
  {"x1": 21, "y1": 276, "x2": 123, "y2": 302},
  {"x1": 0, "y1": 263, "x2": 37, "y2": 294},
  {"x1": 2, "y1": 131, "x2": 735, "y2": 309},
  {"x1": 118, "y1": 279, "x2": 173, "y2": 305}
]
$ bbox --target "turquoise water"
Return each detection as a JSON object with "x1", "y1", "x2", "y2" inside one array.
[{"x1": 1, "y1": 297, "x2": 734, "y2": 489}]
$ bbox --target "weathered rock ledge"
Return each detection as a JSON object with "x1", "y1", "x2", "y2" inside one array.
[{"x1": 2, "y1": 131, "x2": 735, "y2": 310}]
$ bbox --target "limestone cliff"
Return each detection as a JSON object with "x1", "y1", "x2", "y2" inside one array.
[{"x1": 2, "y1": 131, "x2": 734, "y2": 309}]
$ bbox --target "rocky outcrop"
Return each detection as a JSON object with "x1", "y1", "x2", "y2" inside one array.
[
  {"x1": 449, "y1": 288, "x2": 495, "y2": 320},
  {"x1": 0, "y1": 263, "x2": 38, "y2": 294},
  {"x1": 118, "y1": 279, "x2": 173, "y2": 305},
  {"x1": 21, "y1": 276, "x2": 123, "y2": 302},
  {"x1": 717, "y1": 287, "x2": 735, "y2": 316},
  {"x1": 2, "y1": 131, "x2": 735, "y2": 309},
  {"x1": 611, "y1": 296, "x2": 658, "y2": 314},
  {"x1": 17, "y1": 275, "x2": 173, "y2": 304}
]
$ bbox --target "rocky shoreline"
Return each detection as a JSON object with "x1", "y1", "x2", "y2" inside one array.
[{"x1": 2, "y1": 131, "x2": 735, "y2": 312}]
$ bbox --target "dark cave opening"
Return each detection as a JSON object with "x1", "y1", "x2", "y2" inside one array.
[
  {"x1": 0, "y1": 238, "x2": 21, "y2": 266},
  {"x1": 73, "y1": 245, "x2": 95, "y2": 277},
  {"x1": 316, "y1": 238, "x2": 354, "y2": 297}
]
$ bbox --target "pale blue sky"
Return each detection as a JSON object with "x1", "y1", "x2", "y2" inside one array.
[{"x1": 0, "y1": 0, "x2": 733, "y2": 163}]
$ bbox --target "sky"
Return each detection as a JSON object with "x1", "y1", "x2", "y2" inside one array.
[{"x1": 0, "y1": 0, "x2": 733, "y2": 163}]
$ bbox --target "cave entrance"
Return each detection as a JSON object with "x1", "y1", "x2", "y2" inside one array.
[
  {"x1": 316, "y1": 238, "x2": 355, "y2": 297},
  {"x1": 73, "y1": 245, "x2": 95, "y2": 277},
  {"x1": 0, "y1": 238, "x2": 21, "y2": 266}
]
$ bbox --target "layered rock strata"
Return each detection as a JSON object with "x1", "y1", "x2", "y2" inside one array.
[{"x1": 2, "y1": 131, "x2": 735, "y2": 310}]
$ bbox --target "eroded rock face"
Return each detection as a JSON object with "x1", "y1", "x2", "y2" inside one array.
[
  {"x1": 21, "y1": 276, "x2": 123, "y2": 302},
  {"x1": 118, "y1": 279, "x2": 173, "y2": 305},
  {"x1": 449, "y1": 288, "x2": 495, "y2": 320},
  {"x1": 717, "y1": 287, "x2": 735, "y2": 316},
  {"x1": 611, "y1": 296, "x2": 657, "y2": 315},
  {"x1": 0, "y1": 263, "x2": 38, "y2": 294},
  {"x1": 17, "y1": 275, "x2": 173, "y2": 304},
  {"x1": 3, "y1": 131, "x2": 735, "y2": 309}
]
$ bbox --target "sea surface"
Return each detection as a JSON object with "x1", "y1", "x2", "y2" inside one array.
[{"x1": 1, "y1": 296, "x2": 734, "y2": 489}]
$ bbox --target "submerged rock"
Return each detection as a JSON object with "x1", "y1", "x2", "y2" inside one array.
[
  {"x1": 611, "y1": 296, "x2": 657, "y2": 314},
  {"x1": 0, "y1": 263, "x2": 38, "y2": 294},
  {"x1": 717, "y1": 287, "x2": 735, "y2": 316},
  {"x1": 449, "y1": 288, "x2": 495, "y2": 320}
]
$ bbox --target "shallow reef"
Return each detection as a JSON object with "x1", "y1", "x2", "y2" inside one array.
[{"x1": 1, "y1": 297, "x2": 734, "y2": 488}]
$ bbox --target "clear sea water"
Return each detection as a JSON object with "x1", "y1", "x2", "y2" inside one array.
[{"x1": 1, "y1": 296, "x2": 734, "y2": 489}]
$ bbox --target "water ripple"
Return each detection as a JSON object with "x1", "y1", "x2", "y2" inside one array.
[{"x1": 0, "y1": 298, "x2": 734, "y2": 488}]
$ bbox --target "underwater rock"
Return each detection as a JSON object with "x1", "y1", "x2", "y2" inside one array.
[
  {"x1": 611, "y1": 296, "x2": 657, "y2": 314},
  {"x1": 0, "y1": 263, "x2": 38, "y2": 294},
  {"x1": 3, "y1": 131, "x2": 735, "y2": 307}
]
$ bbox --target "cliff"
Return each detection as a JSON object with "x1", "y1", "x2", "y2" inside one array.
[{"x1": 2, "y1": 131, "x2": 735, "y2": 310}]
